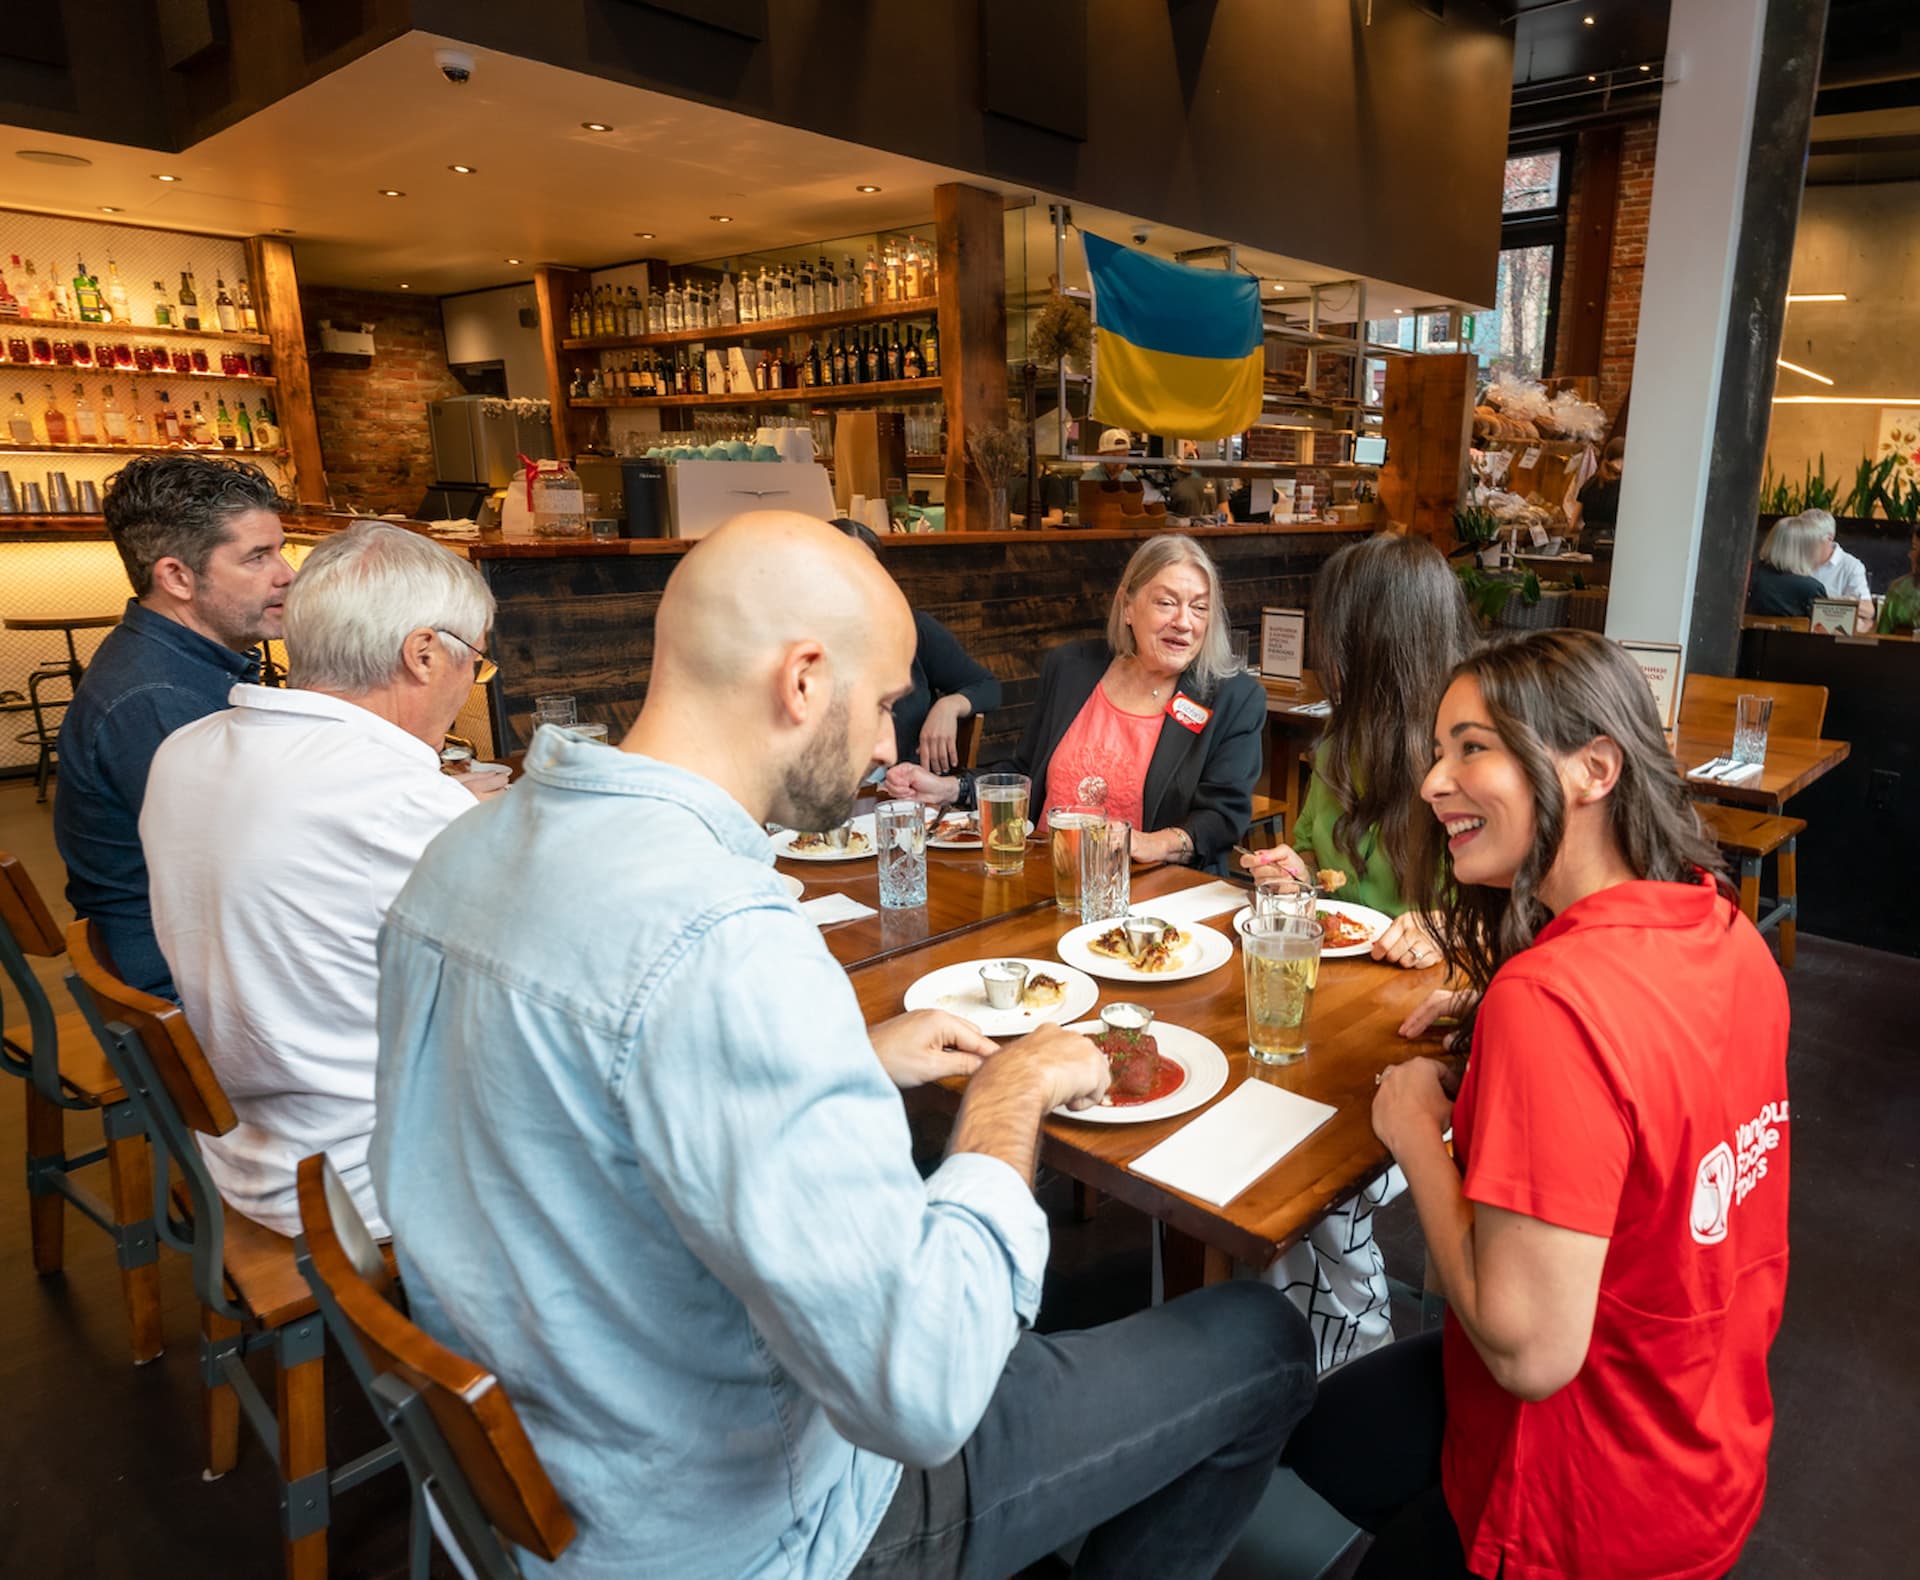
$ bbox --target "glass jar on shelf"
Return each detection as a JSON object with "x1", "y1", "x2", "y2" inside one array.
[
  {"x1": 190, "y1": 349, "x2": 209, "y2": 373},
  {"x1": 171, "y1": 350, "x2": 192, "y2": 375}
]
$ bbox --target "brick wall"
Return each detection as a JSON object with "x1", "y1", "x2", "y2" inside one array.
[
  {"x1": 303, "y1": 286, "x2": 462, "y2": 514},
  {"x1": 1553, "y1": 117, "x2": 1658, "y2": 414}
]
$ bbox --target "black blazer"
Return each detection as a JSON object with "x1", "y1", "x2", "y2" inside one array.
[{"x1": 964, "y1": 638, "x2": 1266, "y2": 866}]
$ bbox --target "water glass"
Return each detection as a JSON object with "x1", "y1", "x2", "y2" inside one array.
[
  {"x1": 535, "y1": 693, "x2": 578, "y2": 728},
  {"x1": 1229, "y1": 629, "x2": 1252, "y2": 674},
  {"x1": 563, "y1": 722, "x2": 610, "y2": 744},
  {"x1": 876, "y1": 800, "x2": 928, "y2": 909},
  {"x1": 1047, "y1": 805, "x2": 1102, "y2": 913},
  {"x1": 1732, "y1": 694, "x2": 1773, "y2": 767},
  {"x1": 1079, "y1": 817, "x2": 1133, "y2": 923},
  {"x1": 1242, "y1": 915, "x2": 1323, "y2": 1065},
  {"x1": 976, "y1": 773, "x2": 1031, "y2": 877},
  {"x1": 1254, "y1": 876, "x2": 1319, "y2": 922}
]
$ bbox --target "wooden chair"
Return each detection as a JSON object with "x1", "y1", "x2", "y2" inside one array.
[
  {"x1": 294, "y1": 1154, "x2": 576, "y2": 1580},
  {"x1": 64, "y1": 920, "x2": 401, "y2": 1580},
  {"x1": 956, "y1": 710, "x2": 984, "y2": 770},
  {"x1": 1678, "y1": 673, "x2": 1828, "y2": 741},
  {"x1": 1695, "y1": 804, "x2": 1807, "y2": 968},
  {"x1": 0, "y1": 854, "x2": 162, "y2": 1362}
]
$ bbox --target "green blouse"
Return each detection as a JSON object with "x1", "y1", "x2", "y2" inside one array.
[
  {"x1": 1290, "y1": 743, "x2": 1410, "y2": 918},
  {"x1": 1878, "y1": 575, "x2": 1920, "y2": 636}
]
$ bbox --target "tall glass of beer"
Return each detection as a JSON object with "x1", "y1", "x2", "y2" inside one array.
[{"x1": 975, "y1": 773, "x2": 1031, "y2": 877}]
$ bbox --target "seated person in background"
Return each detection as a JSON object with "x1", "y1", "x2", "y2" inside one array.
[
  {"x1": 1747, "y1": 513, "x2": 1829, "y2": 617},
  {"x1": 142, "y1": 522, "x2": 496, "y2": 1239},
  {"x1": 55, "y1": 454, "x2": 293, "y2": 999},
  {"x1": 1082, "y1": 425, "x2": 1138, "y2": 482},
  {"x1": 832, "y1": 518, "x2": 1002, "y2": 773},
  {"x1": 1877, "y1": 526, "x2": 1920, "y2": 634},
  {"x1": 886, "y1": 534, "x2": 1266, "y2": 868},
  {"x1": 371, "y1": 512, "x2": 1315, "y2": 1579},
  {"x1": 1800, "y1": 507, "x2": 1873, "y2": 615},
  {"x1": 1287, "y1": 629, "x2": 1789, "y2": 1580}
]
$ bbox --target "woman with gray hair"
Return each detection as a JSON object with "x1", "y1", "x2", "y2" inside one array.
[
  {"x1": 1749, "y1": 513, "x2": 1830, "y2": 617},
  {"x1": 884, "y1": 534, "x2": 1266, "y2": 866}
]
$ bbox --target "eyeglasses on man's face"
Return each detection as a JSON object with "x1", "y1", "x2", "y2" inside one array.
[{"x1": 436, "y1": 628, "x2": 497, "y2": 686}]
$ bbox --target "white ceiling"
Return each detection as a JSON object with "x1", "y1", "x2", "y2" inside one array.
[{"x1": 0, "y1": 30, "x2": 1455, "y2": 316}]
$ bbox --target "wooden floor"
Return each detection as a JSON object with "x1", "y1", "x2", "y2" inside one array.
[{"x1": 2, "y1": 776, "x2": 1916, "y2": 1578}]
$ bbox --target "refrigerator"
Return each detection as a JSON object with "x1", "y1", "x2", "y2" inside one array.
[{"x1": 423, "y1": 396, "x2": 554, "y2": 518}]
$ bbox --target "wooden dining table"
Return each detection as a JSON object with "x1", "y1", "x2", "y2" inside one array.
[
  {"x1": 1674, "y1": 730, "x2": 1852, "y2": 813},
  {"x1": 844, "y1": 860, "x2": 1450, "y2": 1282}
]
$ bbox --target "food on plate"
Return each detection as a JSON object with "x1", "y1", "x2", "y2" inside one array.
[
  {"x1": 1087, "y1": 921, "x2": 1191, "y2": 967},
  {"x1": 933, "y1": 812, "x2": 981, "y2": 841},
  {"x1": 1092, "y1": 1024, "x2": 1185, "y2": 1107},
  {"x1": 788, "y1": 829, "x2": 871, "y2": 855},
  {"x1": 1315, "y1": 867, "x2": 1348, "y2": 894},
  {"x1": 1022, "y1": 973, "x2": 1067, "y2": 1008},
  {"x1": 1317, "y1": 908, "x2": 1375, "y2": 950}
]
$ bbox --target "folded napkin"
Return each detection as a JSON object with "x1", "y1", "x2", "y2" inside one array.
[
  {"x1": 1129, "y1": 1080, "x2": 1337, "y2": 1207},
  {"x1": 801, "y1": 893, "x2": 878, "y2": 927},
  {"x1": 1293, "y1": 699, "x2": 1334, "y2": 718},
  {"x1": 1131, "y1": 881, "x2": 1248, "y2": 926}
]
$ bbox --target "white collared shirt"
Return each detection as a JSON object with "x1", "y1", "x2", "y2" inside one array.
[
  {"x1": 1814, "y1": 543, "x2": 1870, "y2": 601},
  {"x1": 142, "y1": 683, "x2": 479, "y2": 1238}
]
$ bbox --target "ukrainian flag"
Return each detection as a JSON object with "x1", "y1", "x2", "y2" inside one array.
[{"x1": 1084, "y1": 233, "x2": 1264, "y2": 441}]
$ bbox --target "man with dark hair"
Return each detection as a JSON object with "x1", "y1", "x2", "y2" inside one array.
[{"x1": 55, "y1": 454, "x2": 291, "y2": 998}]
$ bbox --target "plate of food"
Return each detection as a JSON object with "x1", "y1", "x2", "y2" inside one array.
[
  {"x1": 1230, "y1": 899, "x2": 1395, "y2": 959},
  {"x1": 1054, "y1": 1018, "x2": 1228, "y2": 1124},
  {"x1": 927, "y1": 811, "x2": 1036, "y2": 849},
  {"x1": 773, "y1": 813, "x2": 877, "y2": 862},
  {"x1": 901, "y1": 957, "x2": 1099, "y2": 1038},
  {"x1": 1056, "y1": 915, "x2": 1235, "y2": 984},
  {"x1": 779, "y1": 872, "x2": 805, "y2": 901}
]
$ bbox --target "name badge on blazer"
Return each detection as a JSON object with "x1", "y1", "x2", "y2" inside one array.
[{"x1": 1166, "y1": 695, "x2": 1211, "y2": 734}]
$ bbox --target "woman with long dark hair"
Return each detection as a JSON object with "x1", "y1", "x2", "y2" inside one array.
[
  {"x1": 1285, "y1": 630, "x2": 1792, "y2": 1580},
  {"x1": 1247, "y1": 533, "x2": 1479, "y2": 969}
]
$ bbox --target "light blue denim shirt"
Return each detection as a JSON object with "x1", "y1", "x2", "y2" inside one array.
[{"x1": 371, "y1": 729, "x2": 1050, "y2": 1580}]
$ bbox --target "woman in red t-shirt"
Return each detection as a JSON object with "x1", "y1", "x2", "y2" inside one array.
[{"x1": 1284, "y1": 630, "x2": 1792, "y2": 1580}]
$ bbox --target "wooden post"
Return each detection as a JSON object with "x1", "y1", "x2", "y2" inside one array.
[
  {"x1": 246, "y1": 236, "x2": 327, "y2": 506},
  {"x1": 535, "y1": 265, "x2": 595, "y2": 460},
  {"x1": 1378, "y1": 352, "x2": 1476, "y2": 547},
  {"x1": 935, "y1": 183, "x2": 1009, "y2": 532},
  {"x1": 1560, "y1": 127, "x2": 1622, "y2": 379}
]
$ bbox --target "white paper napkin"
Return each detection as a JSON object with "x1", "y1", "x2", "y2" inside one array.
[
  {"x1": 1131, "y1": 881, "x2": 1247, "y2": 926},
  {"x1": 1128, "y1": 1080, "x2": 1337, "y2": 1207},
  {"x1": 801, "y1": 894, "x2": 878, "y2": 927}
]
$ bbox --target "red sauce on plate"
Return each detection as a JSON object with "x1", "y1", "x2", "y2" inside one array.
[{"x1": 1108, "y1": 1057, "x2": 1187, "y2": 1108}]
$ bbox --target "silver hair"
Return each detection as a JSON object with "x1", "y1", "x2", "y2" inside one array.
[
  {"x1": 284, "y1": 521, "x2": 495, "y2": 692},
  {"x1": 1105, "y1": 533, "x2": 1233, "y2": 695},
  {"x1": 1760, "y1": 513, "x2": 1825, "y2": 578},
  {"x1": 1796, "y1": 507, "x2": 1837, "y2": 541}
]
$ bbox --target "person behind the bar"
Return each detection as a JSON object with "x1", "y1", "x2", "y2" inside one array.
[
  {"x1": 142, "y1": 522, "x2": 498, "y2": 1240},
  {"x1": 1285, "y1": 629, "x2": 1790, "y2": 1580},
  {"x1": 370, "y1": 511, "x2": 1315, "y2": 1580},
  {"x1": 884, "y1": 533, "x2": 1266, "y2": 869},
  {"x1": 1083, "y1": 425, "x2": 1139, "y2": 481},
  {"x1": 54, "y1": 454, "x2": 293, "y2": 999},
  {"x1": 831, "y1": 517, "x2": 1002, "y2": 774}
]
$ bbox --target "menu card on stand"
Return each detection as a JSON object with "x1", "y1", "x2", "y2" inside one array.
[
  {"x1": 1260, "y1": 607, "x2": 1306, "y2": 685},
  {"x1": 1810, "y1": 598, "x2": 1859, "y2": 637},
  {"x1": 1618, "y1": 639, "x2": 1683, "y2": 731}
]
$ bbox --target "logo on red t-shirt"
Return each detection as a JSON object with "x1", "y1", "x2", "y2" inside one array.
[{"x1": 1689, "y1": 1098, "x2": 1788, "y2": 1246}]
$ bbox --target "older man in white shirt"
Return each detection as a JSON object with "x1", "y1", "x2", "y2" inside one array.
[
  {"x1": 141, "y1": 522, "x2": 498, "y2": 1238},
  {"x1": 1800, "y1": 507, "x2": 1874, "y2": 625}
]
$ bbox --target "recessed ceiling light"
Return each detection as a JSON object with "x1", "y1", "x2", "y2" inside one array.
[
  {"x1": 505, "y1": 257, "x2": 521, "y2": 265},
  {"x1": 399, "y1": 283, "x2": 411, "y2": 290},
  {"x1": 710, "y1": 215, "x2": 734, "y2": 223},
  {"x1": 855, "y1": 184, "x2": 881, "y2": 193},
  {"x1": 1393, "y1": 308, "x2": 1406, "y2": 315},
  {"x1": 448, "y1": 164, "x2": 477, "y2": 175},
  {"x1": 1584, "y1": 14, "x2": 1595, "y2": 24},
  {"x1": 1640, "y1": 63, "x2": 1652, "y2": 71},
  {"x1": 1786, "y1": 292, "x2": 1847, "y2": 303},
  {"x1": 1587, "y1": 74, "x2": 1598, "y2": 83},
  {"x1": 153, "y1": 172, "x2": 182, "y2": 182},
  {"x1": 99, "y1": 206, "x2": 121, "y2": 214},
  {"x1": 581, "y1": 122, "x2": 613, "y2": 132},
  {"x1": 379, "y1": 189, "x2": 405, "y2": 198},
  {"x1": 635, "y1": 231, "x2": 655, "y2": 239}
]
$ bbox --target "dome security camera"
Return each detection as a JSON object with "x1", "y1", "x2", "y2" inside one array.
[
  {"x1": 435, "y1": 47, "x2": 475, "y2": 85},
  {"x1": 1131, "y1": 225, "x2": 1152, "y2": 245}
]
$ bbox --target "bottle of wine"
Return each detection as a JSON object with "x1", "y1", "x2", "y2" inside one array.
[
  {"x1": 215, "y1": 397, "x2": 237, "y2": 448},
  {"x1": 888, "y1": 328, "x2": 905, "y2": 381},
  {"x1": 904, "y1": 328, "x2": 924, "y2": 380},
  {"x1": 922, "y1": 317, "x2": 940, "y2": 376},
  {"x1": 806, "y1": 338, "x2": 821, "y2": 387},
  {"x1": 106, "y1": 260, "x2": 132, "y2": 324},
  {"x1": 74, "y1": 258, "x2": 105, "y2": 323},
  {"x1": 42, "y1": 383, "x2": 69, "y2": 445},
  {"x1": 153, "y1": 279, "x2": 174, "y2": 328},
  {"x1": 101, "y1": 384, "x2": 129, "y2": 442},
  {"x1": 7, "y1": 391, "x2": 35, "y2": 445},
  {"x1": 178, "y1": 269, "x2": 200, "y2": 331},
  {"x1": 238, "y1": 277, "x2": 259, "y2": 332},
  {"x1": 235, "y1": 397, "x2": 253, "y2": 449},
  {"x1": 215, "y1": 277, "x2": 239, "y2": 333}
]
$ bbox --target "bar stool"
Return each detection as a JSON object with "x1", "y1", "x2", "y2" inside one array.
[{"x1": 4, "y1": 613, "x2": 119, "y2": 802}]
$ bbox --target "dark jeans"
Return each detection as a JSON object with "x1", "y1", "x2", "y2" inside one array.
[
  {"x1": 850, "y1": 1281, "x2": 1316, "y2": 1580},
  {"x1": 1281, "y1": 1329, "x2": 1479, "y2": 1579}
]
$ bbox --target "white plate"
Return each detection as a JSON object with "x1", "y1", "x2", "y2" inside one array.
[
  {"x1": 1056, "y1": 916, "x2": 1235, "y2": 984},
  {"x1": 773, "y1": 813, "x2": 878, "y2": 862},
  {"x1": 927, "y1": 815, "x2": 1035, "y2": 850},
  {"x1": 1231, "y1": 899, "x2": 1395, "y2": 960},
  {"x1": 902, "y1": 958, "x2": 1099, "y2": 1038},
  {"x1": 779, "y1": 872, "x2": 805, "y2": 901},
  {"x1": 1053, "y1": 1019, "x2": 1229, "y2": 1124}
]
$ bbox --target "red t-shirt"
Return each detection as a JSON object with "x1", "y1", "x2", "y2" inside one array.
[
  {"x1": 1443, "y1": 878, "x2": 1790, "y2": 1580},
  {"x1": 1043, "y1": 683, "x2": 1162, "y2": 833}
]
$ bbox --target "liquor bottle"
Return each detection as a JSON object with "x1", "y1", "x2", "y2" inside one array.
[
  {"x1": 153, "y1": 278, "x2": 174, "y2": 328},
  {"x1": 155, "y1": 391, "x2": 176, "y2": 443},
  {"x1": 0, "y1": 257, "x2": 19, "y2": 319},
  {"x1": 234, "y1": 398, "x2": 253, "y2": 449},
  {"x1": 215, "y1": 397, "x2": 237, "y2": 448},
  {"x1": 7, "y1": 391, "x2": 33, "y2": 445},
  {"x1": 718, "y1": 270, "x2": 738, "y2": 326},
  {"x1": 862, "y1": 245, "x2": 879, "y2": 306},
  {"x1": 42, "y1": 384, "x2": 69, "y2": 445},
  {"x1": 819, "y1": 334, "x2": 835, "y2": 387},
  {"x1": 888, "y1": 328, "x2": 905, "y2": 381},
  {"x1": 841, "y1": 255, "x2": 860, "y2": 311},
  {"x1": 238, "y1": 277, "x2": 259, "y2": 332},
  {"x1": 130, "y1": 389, "x2": 149, "y2": 444},
  {"x1": 568, "y1": 294, "x2": 582, "y2": 337},
  {"x1": 107, "y1": 260, "x2": 131, "y2": 324},
  {"x1": 215, "y1": 277, "x2": 239, "y2": 333},
  {"x1": 254, "y1": 397, "x2": 279, "y2": 449},
  {"x1": 178, "y1": 269, "x2": 200, "y2": 331},
  {"x1": 756, "y1": 266, "x2": 776, "y2": 322},
  {"x1": 831, "y1": 331, "x2": 847, "y2": 385},
  {"x1": 922, "y1": 317, "x2": 939, "y2": 376},
  {"x1": 806, "y1": 337, "x2": 821, "y2": 386},
  {"x1": 73, "y1": 258, "x2": 104, "y2": 323},
  {"x1": 72, "y1": 383, "x2": 99, "y2": 443},
  {"x1": 795, "y1": 260, "x2": 814, "y2": 319},
  {"x1": 23, "y1": 258, "x2": 52, "y2": 320},
  {"x1": 774, "y1": 261, "x2": 793, "y2": 320},
  {"x1": 882, "y1": 240, "x2": 901, "y2": 303},
  {"x1": 625, "y1": 353, "x2": 641, "y2": 396},
  {"x1": 903, "y1": 241, "x2": 922, "y2": 301},
  {"x1": 904, "y1": 328, "x2": 924, "y2": 380},
  {"x1": 752, "y1": 352, "x2": 768, "y2": 392},
  {"x1": 193, "y1": 400, "x2": 214, "y2": 445},
  {"x1": 690, "y1": 346, "x2": 708, "y2": 395}
]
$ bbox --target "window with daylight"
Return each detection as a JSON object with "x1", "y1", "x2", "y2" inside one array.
[{"x1": 1475, "y1": 146, "x2": 1572, "y2": 381}]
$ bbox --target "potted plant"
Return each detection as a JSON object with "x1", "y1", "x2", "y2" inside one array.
[{"x1": 1453, "y1": 503, "x2": 1504, "y2": 569}]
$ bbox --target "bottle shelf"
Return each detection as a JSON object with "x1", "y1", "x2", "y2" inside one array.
[
  {"x1": 562, "y1": 299, "x2": 938, "y2": 353},
  {"x1": 0, "y1": 363, "x2": 276, "y2": 387},
  {"x1": 572, "y1": 376, "x2": 942, "y2": 410},
  {"x1": 0, "y1": 313, "x2": 271, "y2": 346},
  {"x1": 0, "y1": 441, "x2": 289, "y2": 459}
]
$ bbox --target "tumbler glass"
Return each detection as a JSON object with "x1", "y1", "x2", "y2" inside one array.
[
  {"x1": 1078, "y1": 817, "x2": 1133, "y2": 923},
  {"x1": 1732, "y1": 694, "x2": 1773, "y2": 767},
  {"x1": 1047, "y1": 805, "x2": 1101, "y2": 913},
  {"x1": 1242, "y1": 914, "x2": 1323, "y2": 1065},
  {"x1": 534, "y1": 693, "x2": 578, "y2": 728},
  {"x1": 1254, "y1": 876, "x2": 1319, "y2": 922},
  {"x1": 976, "y1": 772, "x2": 1031, "y2": 877},
  {"x1": 876, "y1": 800, "x2": 929, "y2": 909}
]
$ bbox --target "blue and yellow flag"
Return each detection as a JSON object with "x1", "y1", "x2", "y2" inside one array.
[{"x1": 1083, "y1": 233, "x2": 1264, "y2": 441}]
